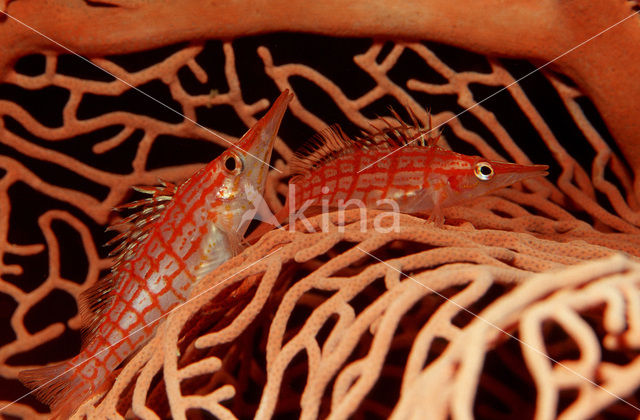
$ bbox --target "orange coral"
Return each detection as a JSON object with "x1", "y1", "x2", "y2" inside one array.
[
  {"x1": 0, "y1": 1, "x2": 639, "y2": 419},
  {"x1": 72, "y1": 211, "x2": 640, "y2": 418}
]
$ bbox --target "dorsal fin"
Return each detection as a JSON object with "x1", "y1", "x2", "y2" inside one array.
[
  {"x1": 78, "y1": 180, "x2": 177, "y2": 348},
  {"x1": 290, "y1": 107, "x2": 440, "y2": 178}
]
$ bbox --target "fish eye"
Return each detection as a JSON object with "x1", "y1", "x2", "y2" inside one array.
[
  {"x1": 223, "y1": 153, "x2": 243, "y2": 174},
  {"x1": 474, "y1": 162, "x2": 494, "y2": 181}
]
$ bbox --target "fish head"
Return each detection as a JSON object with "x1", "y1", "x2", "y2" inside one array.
[
  {"x1": 204, "y1": 90, "x2": 292, "y2": 234},
  {"x1": 444, "y1": 155, "x2": 548, "y2": 205}
]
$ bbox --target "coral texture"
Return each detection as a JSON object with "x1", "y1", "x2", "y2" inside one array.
[
  {"x1": 71, "y1": 213, "x2": 640, "y2": 419},
  {"x1": 0, "y1": 1, "x2": 639, "y2": 419}
]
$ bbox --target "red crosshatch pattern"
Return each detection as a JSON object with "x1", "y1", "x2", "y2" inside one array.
[
  {"x1": 291, "y1": 145, "x2": 546, "y2": 216},
  {"x1": 18, "y1": 160, "x2": 236, "y2": 412},
  {"x1": 16, "y1": 89, "x2": 291, "y2": 417},
  {"x1": 69, "y1": 168, "x2": 224, "y2": 392}
]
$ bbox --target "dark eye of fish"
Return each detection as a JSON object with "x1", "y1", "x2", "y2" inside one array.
[
  {"x1": 474, "y1": 162, "x2": 494, "y2": 181},
  {"x1": 224, "y1": 153, "x2": 243, "y2": 174}
]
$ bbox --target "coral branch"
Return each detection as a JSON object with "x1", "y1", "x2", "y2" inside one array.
[
  {"x1": 2, "y1": 1, "x2": 639, "y2": 181},
  {"x1": 0, "y1": 2, "x2": 639, "y2": 417},
  {"x1": 68, "y1": 211, "x2": 640, "y2": 418}
]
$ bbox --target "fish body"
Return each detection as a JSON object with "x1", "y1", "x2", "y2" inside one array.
[
  {"x1": 290, "y1": 142, "x2": 548, "y2": 216},
  {"x1": 249, "y1": 111, "x2": 548, "y2": 238},
  {"x1": 19, "y1": 90, "x2": 293, "y2": 418}
]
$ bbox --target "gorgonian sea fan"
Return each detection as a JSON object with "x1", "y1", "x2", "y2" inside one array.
[{"x1": 0, "y1": 1, "x2": 639, "y2": 418}]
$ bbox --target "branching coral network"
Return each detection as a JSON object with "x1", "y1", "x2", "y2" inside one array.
[{"x1": 0, "y1": 1, "x2": 639, "y2": 419}]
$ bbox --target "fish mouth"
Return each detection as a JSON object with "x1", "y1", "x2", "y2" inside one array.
[
  {"x1": 492, "y1": 162, "x2": 549, "y2": 177},
  {"x1": 513, "y1": 164, "x2": 549, "y2": 181},
  {"x1": 487, "y1": 162, "x2": 549, "y2": 190},
  {"x1": 513, "y1": 163, "x2": 549, "y2": 176},
  {"x1": 236, "y1": 89, "x2": 294, "y2": 166}
]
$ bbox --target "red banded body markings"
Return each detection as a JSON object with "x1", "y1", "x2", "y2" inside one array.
[
  {"x1": 248, "y1": 107, "x2": 548, "y2": 241},
  {"x1": 17, "y1": 90, "x2": 294, "y2": 418}
]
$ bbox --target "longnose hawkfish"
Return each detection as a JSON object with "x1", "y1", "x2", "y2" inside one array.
[
  {"x1": 19, "y1": 90, "x2": 293, "y2": 418},
  {"x1": 249, "y1": 109, "x2": 548, "y2": 239}
]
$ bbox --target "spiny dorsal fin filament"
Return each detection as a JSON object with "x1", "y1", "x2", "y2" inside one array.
[
  {"x1": 290, "y1": 106, "x2": 440, "y2": 178},
  {"x1": 78, "y1": 180, "x2": 177, "y2": 350}
]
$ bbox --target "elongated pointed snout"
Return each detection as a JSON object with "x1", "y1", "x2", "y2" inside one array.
[
  {"x1": 491, "y1": 162, "x2": 549, "y2": 176},
  {"x1": 233, "y1": 90, "x2": 293, "y2": 191},
  {"x1": 490, "y1": 161, "x2": 549, "y2": 186}
]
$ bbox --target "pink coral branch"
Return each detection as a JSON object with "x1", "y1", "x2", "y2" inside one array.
[
  {"x1": 65, "y1": 210, "x2": 639, "y2": 418},
  {"x1": 0, "y1": 2, "x2": 639, "y2": 417},
  {"x1": 2, "y1": 0, "x2": 638, "y2": 181}
]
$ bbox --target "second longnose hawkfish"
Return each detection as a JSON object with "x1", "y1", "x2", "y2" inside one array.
[
  {"x1": 249, "y1": 109, "x2": 548, "y2": 238},
  {"x1": 19, "y1": 90, "x2": 293, "y2": 419}
]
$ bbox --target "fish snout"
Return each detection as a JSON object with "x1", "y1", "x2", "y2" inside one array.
[
  {"x1": 491, "y1": 161, "x2": 549, "y2": 177},
  {"x1": 235, "y1": 90, "x2": 293, "y2": 171},
  {"x1": 486, "y1": 161, "x2": 549, "y2": 189}
]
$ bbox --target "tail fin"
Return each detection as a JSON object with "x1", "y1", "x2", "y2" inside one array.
[{"x1": 19, "y1": 361, "x2": 90, "y2": 418}]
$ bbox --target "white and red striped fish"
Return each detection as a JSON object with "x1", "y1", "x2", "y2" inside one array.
[
  {"x1": 19, "y1": 90, "x2": 293, "y2": 418},
  {"x1": 250, "y1": 109, "x2": 548, "y2": 236}
]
